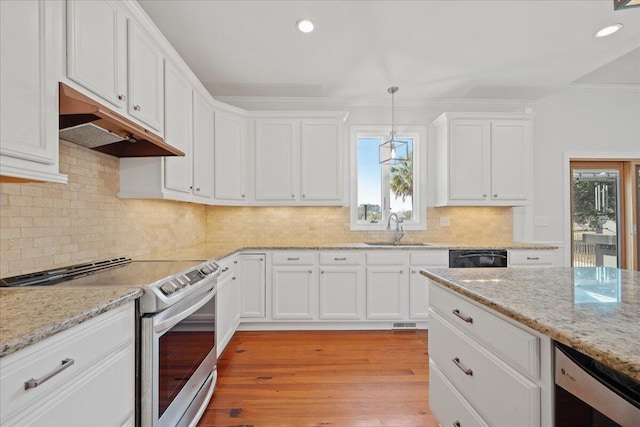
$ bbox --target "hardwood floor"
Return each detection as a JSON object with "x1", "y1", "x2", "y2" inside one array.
[{"x1": 198, "y1": 330, "x2": 439, "y2": 427}]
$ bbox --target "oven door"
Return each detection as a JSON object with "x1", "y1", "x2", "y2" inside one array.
[{"x1": 140, "y1": 285, "x2": 217, "y2": 427}]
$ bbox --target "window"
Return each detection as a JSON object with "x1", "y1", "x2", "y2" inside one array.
[{"x1": 350, "y1": 126, "x2": 426, "y2": 230}]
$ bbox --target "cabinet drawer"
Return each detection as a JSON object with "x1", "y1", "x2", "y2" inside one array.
[
  {"x1": 319, "y1": 252, "x2": 365, "y2": 265},
  {"x1": 410, "y1": 251, "x2": 448, "y2": 266},
  {"x1": 217, "y1": 257, "x2": 237, "y2": 282},
  {"x1": 509, "y1": 250, "x2": 554, "y2": 267},
  {"x1": 272, "y1": 252, "x2": 315, "y2": 265},
  {"x1": 0, "y1": 304, "x2": 134, "y2": 419},
  {"x1": 429, "y1": 360, "x2": 489, "y2": 427},
  {"x1": 429, "y1": 312, "x2": 540, "y2": 427},
  {"x1": 367, "y1": 252, "x2": 409, "y2": 265},
  {"x1": 429, "y1": 283, "x2": 539, "y2": 379}
]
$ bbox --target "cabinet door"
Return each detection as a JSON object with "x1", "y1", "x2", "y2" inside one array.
[
  {"x1": 214, "y1": 110, "x2": 247, "y2": 201},
  {"x1": 127, "y1": 20, "x2": 163, "y2": 132},
  {"x1": 192, "y1": 92, "x2": 214, "y2": 200},
  {"x1": 448, "y1": 119, "x2": 490, "y2": 202},
  {"x1": 163, "y1": 61, "x2": 192, "y2": 194},
  {"x1": 0, "y1": 0, "x2": 65, "y2": 183},
  {"x1": 239, "y1": 254, "x2": 266, "y2": 318},
  {"x1": 216, "y1": 274, "x2": 233, "y2": 357},
  {"x1": 319, "y1": 266, "x2": 365, "y2": 320},
  {"x1": 300, "y1": 119, "x2": 342, "y2": 202},
  {"x1": 490, "y1": 120, "x2": 529, "y2": 201},
  {"x1": 254, "y1": 119, "x2": 297, "y2": 201},
  {"x1": 366, "y1": 267, "x2": 408, "y2": 320},
  {"x1": 66, "y1": 0, "x2": 127, "y2": 109},
  {"x1": 409, "y1": 268, "x2": 429, "y2": 319},
  {"x1": 272, "y1": 266, "x2": 317, "y2": 320}
]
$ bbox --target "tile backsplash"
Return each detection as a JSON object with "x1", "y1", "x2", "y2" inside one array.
[
  {"x1": 0, "y1": 141, "x2": 207, "y2": 277},
  {"x1": 1, "y1": 141, "x2": 513, "y2": 277},
  {"x1": 206, "y1": 205, "x2": 513, "y2": 247}
]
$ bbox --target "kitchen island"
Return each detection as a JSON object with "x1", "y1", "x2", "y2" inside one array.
[{"x1": 421, "y1": 266, "x2": 640, "y2": 426}]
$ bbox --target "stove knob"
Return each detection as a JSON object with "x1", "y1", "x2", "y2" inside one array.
[{"x1": 160, "y1": 282, "x2": 177, "y2": 296}]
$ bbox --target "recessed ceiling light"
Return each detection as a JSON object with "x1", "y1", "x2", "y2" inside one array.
[
  {"x1": 296, "y1": 19, "x2": 314, "y2": 33},
  {"x1": 594, "y1": 23, "x2": 623, "y2": 38}
]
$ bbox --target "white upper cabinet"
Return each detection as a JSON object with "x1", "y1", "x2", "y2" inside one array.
[
  {"x1": 300, "y1": 119, "x2": 342, "y2": 202},
  {"x1": 0, "y1": 0, "x2": 66, "y2": 183},
  {"x1": 433, "y1": 113, "x2": 532, "y2": 207},
  {"x1": 66, "y1": 0, "x2": 163, "y2": 134},
  {"x1": 250, "y1": 113, "x2": 345, "y2": 206},
  {"x1": 66, "y1": 0, "x2": 127, "y2": 109},
  {"x1": 192, "y1": 90, "x2": 215, "y2": 200},
  {"x1": 254, "y1": 119, "x2": 297, "y2": 201},
  {"x1": 213, "y1": 109, "x2": 248, "y2": 203},
  {"x1": 127, "y1": 20, "x2": 164, "y2": 132},
  {"x1": 163, "y1": 61, "x2": 193, "y2": 194}
]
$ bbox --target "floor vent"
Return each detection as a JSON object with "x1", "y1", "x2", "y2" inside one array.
[{"x1": 392, "y1": 322, "x2": 417, "y2": 329}]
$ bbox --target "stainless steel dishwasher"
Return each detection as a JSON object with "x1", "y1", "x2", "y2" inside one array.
[{"x1": 555, "y1": 341, "x2": 640, "y2": 426}]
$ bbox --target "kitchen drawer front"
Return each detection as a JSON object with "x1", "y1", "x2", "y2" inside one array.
[
  {"x1": 429, "y1": 312, "x2": 540, "y2": 427},
  {"x1": 0, "y1": 303, "x2": 134, "y2": 417},
  {"x1": 509, "y1": 250, "x2": 555, "y2": 267},
  {"x1": 217, "y1": 256, "x2": 237, "y2": 282},
  {"x1": 367, "y1": 252, "x2": 409, "y2": 265},
  {"x1": 410, "y1": 250, "x2": 448, "y2": 267},
  {"x1": 319, "y1": 252, "x2": 365, "y2": 265},
  {"x1": 272, "y1": 252, "x2": 316, "y2": 265},
  {"x1": 429, "y1": 360, "x2": 489, "y2": 427},
  {"x1": 429, "y1": 283, "x2": 539, "y2": 379}
]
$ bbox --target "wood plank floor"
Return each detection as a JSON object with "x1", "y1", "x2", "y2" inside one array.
[{"x1": 197, "y1": 330, "x2": 439, "y2": 427}]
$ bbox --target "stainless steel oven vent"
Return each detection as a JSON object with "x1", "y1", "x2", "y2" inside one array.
[{"x1": 59, "y1": 123, "x2": 128, "y2": 149}]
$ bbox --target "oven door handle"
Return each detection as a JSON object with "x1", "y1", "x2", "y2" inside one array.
[
  {"x1": 455, "y1": 253, "x2": 507, "y2": 259},
  {"x1": 153, "y1": 286, "x2": 216, "y2": 334}
]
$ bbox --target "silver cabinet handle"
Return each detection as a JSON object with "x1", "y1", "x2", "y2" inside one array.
[
  {"x1": 302, "y1": 194, "x2": 306, "y2": 198},
  {"x1": 291, "y1": 194, "x2": 295, "y2": 198},
  {"x1": 308, "y1": 270, "x2": 312, "y2": 274},
  {"x1": 453, "y1": 422, "x2": 461, "y2": 427},
  {"x1": 221, "y1": 267, "x2": 229, "y2": 272},
  {"x1": 493, "y1": 194, "x2": 498, "y2": 198},
  {"x1": 118, "y1": 94, "x2": 126, "y2": 101},
  {"x1": 526, "y1": 257, "x2": 540, "y2": 260},
  {"x1": 25, "y1": 358, "x2": 75, "y2": 389},
  {"x1": 411, "y1": 269, "x2": 417, "y2": 274},
  {"x1": 241, "y1": 194, "x2": 246, "y2": 198},
  {"x1": 133, "y1": 104, "x2": 141, "y2": 111},
  {"x1": 399, "y1": 270, "x2": 404, "y2": 274},
  {"x1": 452, "y1": 309, "x2": 473, "y2": 323},
  {"x1": 195, "y1": 187, "x2": 200, "y2": 192},
  {"x1": 334, "y1": 257, "x2": 347, "y2": 261},
  {"x1": 482, "y1": 194, "x2": 487, "y2": 198},
  {"x1": 452, "y1": 357, "x2": 473, "y2": 376},
  {"x1": 287, "y1": 257, "x2": 300, "y2": 261},
  {"x1": 321, "y1": 271, "x2": 324, "y2": 274}
]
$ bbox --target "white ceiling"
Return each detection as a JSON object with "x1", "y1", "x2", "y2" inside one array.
[{"x1": 138, "y1": 0, "x2": 640, "y2": 103}]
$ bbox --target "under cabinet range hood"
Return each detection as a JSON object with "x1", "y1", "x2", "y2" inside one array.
[{"x1": 58, "y1": 83, "x2": 184, "y2": 157}]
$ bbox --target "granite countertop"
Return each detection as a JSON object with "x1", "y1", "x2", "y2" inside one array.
[
  {"x1": 0, "y1": 241, "x2": 557, "y2": 359},
  {"x1": 420, "y1": 267, "x2": 640, "y2": 382},
  {"x1": 0, "y1": 287, "x2": 141, "y2": 358},
  {"x1": 138, "y1": 241, "x2": 558, "y2": 261}
]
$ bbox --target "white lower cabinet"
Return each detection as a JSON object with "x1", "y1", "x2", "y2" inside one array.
[
  {"x1": 428, "y1": 281, "x2": 553, "y2": 427},
  {"x1": 366, "y1": 252, "x2": 409, "y2": 320},
  {"x1": 0, "y1": 302, "x2": 135, "y2": 427},
  {"x1": 319, "y1": 253, "x2": 366, "y2": 320},
  {"x1": 272, "y1": 253, "x2": 318, "y2": 320},
  {"x1": 216, "y1": 256, "x2": 240, "y2": 357},
  {"x1": 239, "y1": 253, "x2": 266, "y2": 318}
]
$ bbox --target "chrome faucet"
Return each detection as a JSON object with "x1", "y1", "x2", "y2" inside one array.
[{"x1": 387, "y1": 213, "x2": 404, "y2": 244}]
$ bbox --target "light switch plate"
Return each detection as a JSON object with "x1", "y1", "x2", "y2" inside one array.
[
  {"x1": 439, "y1": 216, "x2": 450, "y2": 227},
  {"x1": 534, "y1": 216, "x2": 549, "y2": 227}
]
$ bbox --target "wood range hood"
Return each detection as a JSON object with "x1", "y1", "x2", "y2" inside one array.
[{"x1": 58, "y1": 83, "x2": 184, "y2": 157}]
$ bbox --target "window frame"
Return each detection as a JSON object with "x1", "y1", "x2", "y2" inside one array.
[{"x1": 349, "y1": 125, "x2": 427, "y2": 231}]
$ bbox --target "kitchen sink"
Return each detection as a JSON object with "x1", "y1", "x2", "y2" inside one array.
[{"x1": 364, "y1": 242, "x2": 434, "y2": 247}]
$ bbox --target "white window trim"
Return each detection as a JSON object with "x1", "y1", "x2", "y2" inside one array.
[{"x1": 349, "y1": 125, "x2": 427, "y2": 231}]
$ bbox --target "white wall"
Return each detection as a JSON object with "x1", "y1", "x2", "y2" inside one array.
[{"x1": 532, "y1": 86, "x2": 640, "y2": 264}]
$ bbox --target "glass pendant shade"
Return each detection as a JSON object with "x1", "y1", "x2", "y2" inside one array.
[{"x1": 379, "y1": 86, "x2": 408, "y2": 164}]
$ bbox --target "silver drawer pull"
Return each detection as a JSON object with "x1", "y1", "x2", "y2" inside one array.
[
  {"x1": 221, "y1": 267, "x2": 229, "y2": 272},
  {"x1": 452, "y1": 357, "x2": 473, "y2": 376},
  {"x1": 287, "y1": 257, "x2": 300, "y2": 261},
  {"x1": 453, "y1": 421, "x2": 461, "y2": 427},
  {"x1": 526, "y1": 257, "x2": 540, "y2": 260},
  {"x1": 334, "y1": 257, "x2": 347, "y2": 261},
  {"x1": 452, "y1": 309, "x2": 473, "y2": 323},
  {"x1": 24, "y1": 358, "x2": 75, "y2": 390}
]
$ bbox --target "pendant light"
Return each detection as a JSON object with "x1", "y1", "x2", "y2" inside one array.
[{"x1": 379, "y1": 86, "x2": 408, "y2": 165}]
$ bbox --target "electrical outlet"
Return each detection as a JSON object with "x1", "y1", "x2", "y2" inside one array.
[
  {"x1": 534, "y1": 216, "x2": 549, "y2": 227},
  {"x1": 439, "y1": 216, "x2": 450, "y2": 227}
]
